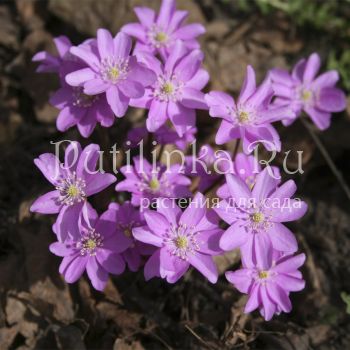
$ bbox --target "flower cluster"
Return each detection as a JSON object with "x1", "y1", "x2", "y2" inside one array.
[{"x1": 31, "y1": 0, "x2": 346, "y2": 321}]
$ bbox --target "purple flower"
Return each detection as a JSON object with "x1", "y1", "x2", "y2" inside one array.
[
  {"x1": 30, "y1": 142, "x2": 116, "y2": 241},
  {"x1": 226, "y1": 249, "x2": 305, "y2": 321},
  {"x1": 185, "y1": 144, "x2": 233, "y2": 192},
  {"x1": 33, "y1": 37, "x2": 116, "y2": 137},
  {"x1": 132, "y1": 194, "x2": 223, "y2": 283},
  {"x1": 217, "y1": 153, "x2": 281, "y2": 199},
  {"x1": 49, "y1": 203, "x2": 130, "y2": 291},
  {"x1": 108, "y1": 202, "x2": 155, "y2": 271},
  {"x1": 205, "y1": 66, "x2": 293, "y2": 153},
  {"x1": 214, "y1": 168, "x2": 307, "y2": 266},
  {"x1": 65, "y1": 29, "x2": 156, "y2": 118},
  {"x1": 270, "y1": 52, "x2": 346, "y2": 130},
  {"x1": 121, "y1": 0, "x2": 205, "y2": 58},
  {"x1": 126, "y1": 124, "x2": 197, "y2": 150},
  {"x1": 32, "y1": 35, "x2": 72, "y2": 73},
  {"x1": 115, "y1": 156, "x2": 191, "y2": 207},
  {"x1": 130, "y1": 42, "x2": 209, "y2": 136}
]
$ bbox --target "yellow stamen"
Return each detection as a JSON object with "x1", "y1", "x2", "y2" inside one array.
[
  {"x1": 67, "y1": 185, "x2": 79, "y2": 198},
  {"x1": 238, "y1": 111, "x2": 250, "y2": 123},
  {"x1": 252, "y1": 212, "x2": 264, "y2": 223},
  {"x1": 86, "y1": 239, "x2": 97, "y2": 250},
  {"x1": 259, "y1": 270, "x2": 269, "y2": 279},
  {"x1": 161, "y1": 82, "x2": 174, "y2": 94},
  {"x1": 175, "y1": 236, "x2": 188, "y2": 249},
  {"x1": 301, "y1": 89, "x2": 312, "y2": 102},
  {"x1": 108, "y1": 67, "x2": 120, "y2": 80},
  {"x1": 149, "y1": 177, "x2": 160, "y2": 191},
  {"x1": 124, "y1": 228, "x2": 132, "y2": 238},
  {"x1": 155, "y1": 32, "x2": 168, "y2": 43}
]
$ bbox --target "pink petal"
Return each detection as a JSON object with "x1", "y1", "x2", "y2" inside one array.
[
  {"x1": 113, "y1": 32, "x2": 132, "y2": 58},
  {"x1": 121, "y1": 23, "x2": 146, "y2": 42},
  {"x1": 219, "y1": 222, "x2": 248, "y2": 251},
  {"x1": 252, "y1": 168, "x2": 279, "y2": 201},
  {"x1": 62, "y1": 254, "x2": 87, "y2": 283},
  {"x1": 304, "y1": 105, "x2": 331, "y2": 130},
  {"x1": 97, "y1": 250, "x2": 125, "y2": 275},
  {"x1": 303, "y1": 52, "x2": 320, "y2": 83},
  {"x1": 181, "y1": 88, "x2": 207, "y2": 109},
  {"x1": 244, "y1": 284, "x2": 260, "y2": 313},
  {"x1": 65, "y1": 68, "x2": 96, "y2": 87},
  {"x1": 226, "y1": 173, "x2": 251, "y2": 203},
  {"x1": 174, "y1": 49, "x2": 203, "y2": 81},
  {"x1": 173, "y1": 23, "x2": 205, "y2": 40},
  {"x1": 30, "y1": 190, "x2": 61, "y2": 214},
  {"x1": 106, "y1": 86, "x2": 129, "y2": 117},
  {"x1": 225, "y1": 269, "x2": 253, "y2": 293},
  {"x1": 133, "y1": 226, "x2": 163, "y2": 247},
  {"x1": 188, "y1": 253, "x2": 218, "y2": 283},
  {"x1": 83, "y1": 78, "x2": 109, "y2": 94},
  {"x1": 215, "y1": 121, "x2": 240, "y2": 144},
  {"x1": 97, "y1": 28, "x2": 114, "y2": 59},
  {"x1": 86, "y1": 257, "x2": 108, "y2": 291},
  {"x1": 312, "y1": 70, "x2": 339, "y2": 89},
  {"x1": 274, "y1": 274, "x2": 305, "y2": 291},
  {"x1": 268, "y1": 223, "x2": 298, "y2": 253},
  {"x1": 144, "y1": 211, "x2": 170, "y2": 235},
  {"x1": 180, "y1": 192, "x2": 206, "y2": 227},
  {"x1": 144, "y1": 250, "x2": 161, "y2": 280},
  {"x1": 157, "y1": 0, "x2": 176, "y2": 27},
  {"x1": 34, "y1": 153, "x2": 63, "y2": 185},
  {"x1": 187, "y1": 68, "x2": 209, "y2": 90},
  {"x1": 118, "y1": 80, "x2": 144, "y2": 99},
  {"x1": 70, "y1": 46, "x2": 100, "y2": 69},
  {"x1": 272, "y1": 253, "x2": 306, "y2": 274},
  {"x1": 267, "y1": 283, "x2": 292, "y2": 312},
  {"x1": 317, "y1": 87, "x2": 346, "y2": 112},
  {"x1": 239, "y1": 65, "x2": 256, "y2": 103}
]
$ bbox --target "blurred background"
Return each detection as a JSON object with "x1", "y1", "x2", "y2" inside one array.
[{"x1": 1, "y1": 0, "x2": 350, "y2": 349}]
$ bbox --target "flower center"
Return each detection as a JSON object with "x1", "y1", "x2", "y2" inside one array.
[
  {"x1": 124, "y1": 228, "x2": 132, "y2": 238},
  {"x1": 154, "y1": 75, "x2": 183, "y2": 102},
  {"x1": 238, "y1": 110, "x2": 250, "y2": 124},
  {"x1": 73, "y1": 88, "x2": 99, "y2": 108},
  {"x1": 252, "y1": 212, "x2": 264, "y2": 223},
  {"x1": 149, "y1": 177, "x2": 160, "y2": 191},
  {"x1": 56, "y1": 171, "x2": 86, "y2": 206},
  {"x1": 100, "y1": 56, "x2": 129, "y2": 84},
  {"x1": 161, "y1": 82, "x2": 174, "y2": 94},
  {"x1": 78, "y1": 229, "x2": 103, "y2": 256},
  {"x1": 148, "y1": 26, "x2": 169, "y2": 48},
  {"x1": 301, "y1": 89, "x2": 312, "y2": 102},
  {"x1": 175, "y1": 235, "x2": 188, "y2": 249},
  {"x1": 259, "y1": 270, "x2": 269, "y2": 279},
  {"x1": 155, "y1": 31, "x2": 168, "y2": 43},
  {"x1": 164, "y1": 223, "x2": 200, "y2": 260}
]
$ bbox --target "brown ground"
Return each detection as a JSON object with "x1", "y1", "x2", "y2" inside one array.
[{"x1": 1, "y1": 1, "x2": 350, "y2": 349}]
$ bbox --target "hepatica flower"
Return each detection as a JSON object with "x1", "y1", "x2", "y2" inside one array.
[
  {"x1": 217, "y1": 153, "x2": 281, "y2": 199},
  {"x1": 130, "y1": 42, "x2": 209, "y2": 136},
  {"x1": 115, "y1": 156, "x2": 191, "y2": 206},
  {"x1": 66, "y1": 29, "x2": 156, "y2": 117},
  {"x1": 30, "y1": 142, "x2": 116, "y2": 241},
  {"x1": 132, "y1": 194, "x2": 223, "y2": 283},
  {"x1": 226, "y1": 250, "x2": 305, "y2": 320},
  {"x1": 108, "y1": 202, "x2": 154, "y2": 271},
  {"x1": 205, "y1": 66, "x2": 293, "y2": 154},
  {"x1": 32, "y1": 35, "x2": 72, "y2": 73},
  {"x1": 121, "y1": 0, "x2": 205, "y2": 57},
  {"x1": 33, "y1": 37, "x2": 115, "y2": 137},
  {"x1": 214, "y1": 168, "x2": 307, "y2": 266},
  {"x1": 50, "y1": 203, "x2": 131, "y2": 291},
  {"x1": 270, "y1": 53, "x2": 346, "y2": 130}
]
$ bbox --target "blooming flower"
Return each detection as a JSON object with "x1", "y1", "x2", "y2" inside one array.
[
  {"x1": 132, "y1": 194, "x2": 223, "y2": 283},
  {"x1": 217, "y1": 153, "x2": 281, "y2": 199},
  {"x1": 126, "y1": 124, "x2": 197, "y2": 150},
  {"x1": 270, "y1": 52, "x2": 346, "y2": 130},
  {"x1": 30, "y1": 142, "x2": 116, "y2": 241},
  {"x1": 32, "y1": 35, "x2": 72, "y2": 73},
  {"x1": 214, "y1": 168, "x2": 307, "y2": 266},
  {"x1": 121, "y1": 0, "x2": 205, "y2": 58},
  {"x1": 33, "y1": 37, "x2": 116, "y2": 137},
  {"x1": 108, "y1": 202, "x2": 155, "y2": 271},
  {"x1": 205, "y1": 66, "x2": 293, "y2": 153},
  {"x1": 115, "y1": 156, "x2": 191, "y2": 207},
  {"x1": 185, "y1": 144, "x2": 233, "y2": 192},
  {"x1": 129, "y1": 42, "x2": 209, "y2": 136},
  {"x1": 226, "y1": 248, "x2": 305, "y2": 321},
  {"x1": 65, "y1": 29, "x2": 156, "y2": 118},
  {"x1": 49, "y1": 202, "x2": 131, "y2": 290}
]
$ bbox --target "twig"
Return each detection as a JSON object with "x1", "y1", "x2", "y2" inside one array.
[
  {"x1": 301, "y1": 117, "x2": 350, "y2": 201},
  {"x1": 185, "y1": 325, "x2": 214, "y2": 349}
]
